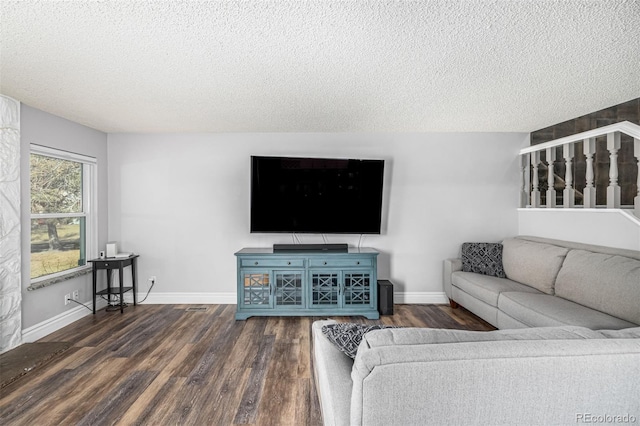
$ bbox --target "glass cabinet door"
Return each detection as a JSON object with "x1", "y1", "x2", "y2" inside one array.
[
  {"x1": 310, "y1": 272, "x2": 340, "y2": 307},
  {"x1": 242, "y1": 272, "x2": 272, "y2": 308},
  {"x1": 343, "y1": 272, "x2": 372, "y2": 306},
  {"x1": 274, "y1": 271, "x2": 304, "y2": 307}
]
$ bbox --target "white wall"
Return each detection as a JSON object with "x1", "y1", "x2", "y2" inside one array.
[
  {"x1": 108, "y1": 132, "x2": 528, "y2": 302},
  {"x1": 518, "y1": 208, "x2": 640, "y2": 250},
  {"x1": 20, "y1": 105, "x2": 108, "y2": 329}
]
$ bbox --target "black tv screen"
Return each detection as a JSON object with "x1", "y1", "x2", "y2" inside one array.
[{"x1": 251, "y1": 156, "x2": 384, "y2": 234}]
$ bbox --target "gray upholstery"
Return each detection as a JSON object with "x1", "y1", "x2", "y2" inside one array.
[
  {"x1": 451, "y1": 285, "x2": 500, "y2": 327},
  {"x1": 312, "y1": 320, "x2": 352, "y2": 426},
  {"x1": 349, "y1": 338, "x2": 640, "y2": 426},
  {"x1": 496, "y1": 310, "x2": 529, "y2": 329},
  {"x1": 312, "y1": 322, "x2": 640, "y2": 426},
  {"x1": 446, "y1": 236, "x2": 640, "y2": 331},
  {"x1": 313, "y1": 237, "x2": 640, "y2": 425},
  {"x1": 598, "y1": 326, "x2": 640, "y2": 338},
  {"x1": 361, "y1": 325, "x2": 603, "y2": 348},
  {"x1": 451, "y1": 271, "x2": 541, "y2": 307},
  {"x1": 443, "y1": 257, "x2": 461, "y2": 300},
  {"x1": 555, "y1": 249, "x2": 640, "y2": 325},
  {"x1": 498, "y1": 291, "x2": 637, "y2": 330},
  {"x1": 501, "y1": 237, "x2": 569, "y2": 294}
]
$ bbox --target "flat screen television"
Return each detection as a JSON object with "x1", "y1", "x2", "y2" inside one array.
[{"x1": 250, "y1": 156, "x2": 384, "y2": 234}]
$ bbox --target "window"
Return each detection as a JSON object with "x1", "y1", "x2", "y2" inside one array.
[{"x1": 30, "y1": 145, "x2": 97, "y2": 282}]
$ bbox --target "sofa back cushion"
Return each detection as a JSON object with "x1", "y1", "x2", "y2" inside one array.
[
  {"x1": 555, "y1": 250, "x2": 640, "y2": 325},
  {"x1": 501, "y1": 238, "x2": 569, "y2": 294},
  {"x1": 360, "y1": 325, "x2": 603, "y2": 350}
]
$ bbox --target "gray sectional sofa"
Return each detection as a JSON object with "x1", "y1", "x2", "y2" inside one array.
[
  {"x1": 311, "y1": 236, "x2": 640, "y2": 425},
  {"x1": 312, "y1": 320, "x2": 640, "y2": 425},
  {"x1": 444, "y1": 236, "x2": 640, "y2": 330}
]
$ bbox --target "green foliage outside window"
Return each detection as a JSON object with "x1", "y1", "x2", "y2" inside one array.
[{"x1": 30, "y1": 154, "x2": 86, "y2": 279}]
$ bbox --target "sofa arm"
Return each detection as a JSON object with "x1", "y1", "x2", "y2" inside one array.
[
  {"x1": 443, "y1": 258, "x2": 462, "y2": 300},
  {"x1": 312, "y1": 320, "x2": 353, "y2": 426}
]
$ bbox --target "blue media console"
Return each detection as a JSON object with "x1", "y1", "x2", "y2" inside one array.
[{"x1": 235, "y1": 247, "x2": 379, "y2": 320}]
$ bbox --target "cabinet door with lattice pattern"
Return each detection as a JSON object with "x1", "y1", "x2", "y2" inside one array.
[
  {"x1": 309, "y1": 271, "x2": 340, "y2": 307},
  {"x1": 274, "y1": 271, "x2": 304, "y2": 307},
  {"x1": 343, "y1": 271, "x2": 372, "y2": 306},
  {"x1": 241, "y1": 271, "x2": 272, "y2": 308}
]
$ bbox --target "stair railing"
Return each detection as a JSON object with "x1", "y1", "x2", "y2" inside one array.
[{"x1": 519, "y1": 121, "x2": 640, "y2": 217}]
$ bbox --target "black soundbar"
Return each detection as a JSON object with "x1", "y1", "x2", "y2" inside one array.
[{"x1": 273, "y1": 243, "x2": 348, "y2": 252}]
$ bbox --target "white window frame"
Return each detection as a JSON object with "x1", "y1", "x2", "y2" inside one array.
[{"x1": 30, "y1": 144, "x2": 98, "y2": 284}]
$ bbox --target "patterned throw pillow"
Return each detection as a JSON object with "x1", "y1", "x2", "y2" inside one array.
[
  {"x1": 321, "y1": 323, "x2": 400, "y2": 359},
  {"x1": 461, "y1": 242, "x2": 506, "y2": 278}
]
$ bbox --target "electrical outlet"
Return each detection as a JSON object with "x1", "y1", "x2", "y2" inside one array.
[
  {"x1": 72, "y1": 290, "x2": 79, "y2": 300},
  {"x1": 149, "y1": 276, "x2": 156, "y2": 286},
  {"x1": 64, "y1": 294, "x2": 71, "y2": 305}
]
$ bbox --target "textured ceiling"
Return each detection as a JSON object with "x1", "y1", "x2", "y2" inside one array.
[{"x1": 1, "y1": 1, "x2": 639, "y2": 133}]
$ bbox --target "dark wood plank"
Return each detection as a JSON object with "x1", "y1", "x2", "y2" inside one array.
[
  {"x1": 233, "y1": 334, "x2": 275, "y2": 424},
  {"x1": 76, "y1": 371, "x2": 158, "y2": 426}
]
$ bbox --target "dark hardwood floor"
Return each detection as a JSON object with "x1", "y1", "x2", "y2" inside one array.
[{"x1": 0, "y1": 304, "x2": 493, "y2": 425}]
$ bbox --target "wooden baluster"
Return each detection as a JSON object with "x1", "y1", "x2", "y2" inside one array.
[
  {"x1": 607, "y1": 132, "x2": 621, "y2": 209},
  {"x1": 520, "y1": 154, "x2": 530, "y2": 207},
  {"x1": 583, "y1": 137, "x2": 596, "y2": 208},
  {"x1": 635, "y1": 137, "x2": 640, "y2": 218},
  {"x1": 546, "y1": 147, "x2": 556, "y2": 207},
  {"x1": 531, "y1": 151, "x2": 540, "y2": 208},
  {"x1": 563, "y1": 144, "x2": 575, "y2": 207}
]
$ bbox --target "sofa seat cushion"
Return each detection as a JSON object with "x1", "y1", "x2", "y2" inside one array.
[
  {"x1": 451, "y1": 271, "x2": 541, "y2": 307},
  {"x1": 555, "y1": 249, "x2": 640, "y2": 325},
  {"x1": 501, "y1": 238, "x2": 569, "y2": 294},
  {"x1": 498, "y1": 292, "x2": 637, "y2": 330}
]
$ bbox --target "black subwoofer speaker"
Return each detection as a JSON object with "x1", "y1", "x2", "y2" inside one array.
[{"x1": 377, "y1": 280, "x2": 394, "y2": 315}]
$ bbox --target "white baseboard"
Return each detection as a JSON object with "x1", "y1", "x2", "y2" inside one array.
[
  {"x1": 21, "y1": 291, "x2": 446, "y2": 342},
  {"x1": 394, "y1": 292, "x2": 448, "y2": 304},
  {"x1": 125, "y1": 292, "x2": 237, "y2": 305},
  {"x1": 21, "y1": 299, "x2": 106, "y2": 343}
]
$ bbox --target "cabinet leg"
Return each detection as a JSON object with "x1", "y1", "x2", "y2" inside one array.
[{"x1": 449, "y1": 298, "x2": 459, "y2": 309}]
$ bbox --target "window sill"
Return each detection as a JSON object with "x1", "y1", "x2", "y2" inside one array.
[{"x1": 27, "y1": 267, "x2": 92, "y2": 291}]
